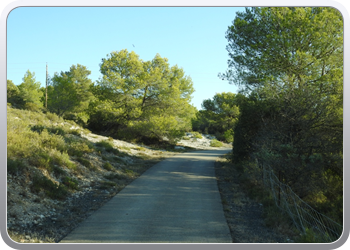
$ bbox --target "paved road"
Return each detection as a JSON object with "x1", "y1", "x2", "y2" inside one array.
[{"x1": 60, "y1": 149, "x2": 232, "y2": 243}]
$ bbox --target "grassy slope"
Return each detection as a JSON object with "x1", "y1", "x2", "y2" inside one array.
[{"x1": 6, "y1": 106, "x2": 173, "y2": 243}]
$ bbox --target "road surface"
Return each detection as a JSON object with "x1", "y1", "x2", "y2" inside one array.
[{"x1": 60, "y1": 149, "x2": 232, "y2": 243}]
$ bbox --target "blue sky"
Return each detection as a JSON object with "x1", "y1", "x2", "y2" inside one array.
[{"x1": 7, "y1": 7, "x2": 244, "y2": 110}]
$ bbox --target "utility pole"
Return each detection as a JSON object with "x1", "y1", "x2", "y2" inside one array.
[{"x1": 46, "y1": 63, "x2": 48, "y2": 109}]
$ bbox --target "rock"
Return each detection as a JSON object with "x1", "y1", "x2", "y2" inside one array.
[{"x1": 25, "y1": 235, "x2": 31, "y2": 240}]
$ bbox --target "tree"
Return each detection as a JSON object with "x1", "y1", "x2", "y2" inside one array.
[
  {"x1": 18, "y1": 70, "x2": 43, "y2": 109},
  {"x1": 220, "y1": 7, "x2": 343, "y2": 91},
  {"x1": 222, "y1": 7, "x2": 343, "y2": 220},
  {"x1": 48, "y1": 64, "x2": 94, "y2": 117},
  {"x1": 89, "y1": 49, "x2": 196, "y2": 142},
  {"x1": 7, "y1": 80, "x2": 24, "y2": 107},
  {"x1": 192, "y1": 92, "x2": 239, "y2": 142}
]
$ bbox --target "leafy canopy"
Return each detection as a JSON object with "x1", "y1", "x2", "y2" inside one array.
[
  {"x1": 89, "y1": 49, "x2": 196, "y2": 142},
  {"x1": 48, "y1": 64, "x2": 94, "y2": 116}
]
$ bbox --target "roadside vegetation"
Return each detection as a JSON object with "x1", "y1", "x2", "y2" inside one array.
[
  {"x1": 7, "y1": 7, "x2": 343, "y2": 244},
  {"x1": 217, "y1": 7, "x2": 343, "y2": 243}
]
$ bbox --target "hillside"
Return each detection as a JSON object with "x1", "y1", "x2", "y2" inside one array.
[{"x1": 6, "y1": 106, "x2": 229, "y2": 243}]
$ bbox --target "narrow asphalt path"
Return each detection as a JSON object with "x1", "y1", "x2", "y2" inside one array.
[{"x1": 60, "y1": 149, "x2": 232, "y2": 243}]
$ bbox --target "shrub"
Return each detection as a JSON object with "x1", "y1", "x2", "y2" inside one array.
[
  {"x1": 28, "y1": 150, "x2": 51, "y2": 169},
  {"x1": 67, "y1": 141, "x2": 94, "y2": 157},
  {"x1": 95, "y1": 140, "x2": 118, "y2": 154},
  {"x1": 51, "y1": 165, "x2": 66, "y2": 175},
  {"x1": 61, "y1": 176, "x2": 79, "y2": 190},
  {"x1": 7, "y1": 158, "x2": 26, "y2": 175},
  {"x1": 104, "y1": 173, "x2": 122, "y2": 180},
  {"x1": 50, "y1": 150, "x2": 76, "y2": 170},
  {"x1": 102, "y1": 162, "x2": 114, "y2": 171},
  {"x1": 192, "y1": 132, "x2": 203, "y2": 139},
  {"x1": 31, "y1": 174, "x2": 69, "y2": 200},
  {"x1": 124, "y1": 169, "x2": 134, "y2": 177},
  {"x1": 69, "y1": 129, "x2": 81, "y2": 136},
  {"x1": 38, "y1": 129, "x2": 67, "y2": 152},
  {"x1": 46, "y1": 112, "x2": 61, "y2": 122},
  {"x1": 210, "y1": 139, "x2": 223, "y2": 147},
  {"x1": 48, "y1": 127, "x2": 66, "y2": 136},
  {"x1": 77, "y1": 157, "x2": 91, "y2": 167},
  {"x1": 23, "y1": 102, "x2": 42, "y2": 112},
  {"x1": 182, "y1": 136, "x2": 190, "y2": 140},
  {"x1": 223, "y1": 129, "x2": 234, "y2": 143},
  {"x1": 99, "y1": 180, "x2": 117, "y2": 189},
  {"x1": 76, "y1": 157, "x2": 96, "y2": 171}
]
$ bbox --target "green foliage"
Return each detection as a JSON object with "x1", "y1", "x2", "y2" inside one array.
[
  {"x1": 67, "y1": 141, "x2": 94, "y2": 157},
  {"x1": 191, "y1": 131, "x2": 203, "y2": 139},
  {"x1": 76, "y1": 157, "x2": 93, "y2": 170},
  {"x1": 88, "y1": 49, "x2": 196, "y2": 143},
  {"x1": 192, "y1": 92, "x2": 239, "y2": 142},
  {"x1": 31, "y1": 174, "x2": 69, "y2": 200},
  {"x1": 223, "y1": 129, "x2": 234, "y2": 143},
  {"x1": 102, "y1": 162, "x2": 114, "y2": 171},
  {"x1": 104, "y1": 172, "x2": 122, "y2": 180},
  {"x1": 220, "y1": 7, "x2": 343, "y2": 89},
  {"x1": 210, "y1": 139, "x2": 223, "y2": 147},
  {"x1": 7, "y1": 158, "x2": 26, "y2": 175},
  {"x1": 48, "y1": 64, "x2": 94, "y2": 117},
  {"x1": 99, "y1": 180, "x2": 117, "y2": 189},
  {"x1": 95, "y1": 140, "x2": 118, "y2": 154},
  {"x1": 18, "y1": 70, "x2": 43, "y2": 108},
  {"x1": 61, "y1": 176, "x2": 79, "y2": 190},
  {"x1": 124, "y1": 169, "x2": 134, "y2": 177},
  {"x1": 224, "y1": 7, "x2": 343, "y2": 222},
  {"x1": 30, "y1": 125, "x2": 66, "y2": 136}
]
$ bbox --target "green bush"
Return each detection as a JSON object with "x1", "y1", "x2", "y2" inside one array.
[
  {"x1": 67, "y1": 141, "x2": 94, "y2": 157},
  {"x1": 61, "y1": 176, "x2": 79, "y2": 190},
  {"x1": 28, "y1": 150, "x2": 51, "y2": 169},
  {"x1": 38, "y1": 129, "x2": 67, "y2": 152},
  {"x1": 102, "y1": 162, "x2": 114, "y2": 171},
  {"x1": 95, "y1": 140, "x2": 119, "y2": 154},
  {"x1": 192, "y1": 132, "x2": 203, "y2": 139},
  {"x1": 223, "y1": 129, "x2": 234, "y2": 143},
  {"x1": 30, "y1": 125, "x2": 66, "y2": 136},
  {"x1": 50, "y1": 150, "x2": 76, "y2": 170},
  {"x1": 7, "y1": 158, "x2": 26, "y2": 175},
  {"x1": 99, "y1": 180, "x2": 117, "y2": 189},
  {"x1": 31, "y1": 174, "x2": 69, "y2": 200},
  {"x1": 76, "y1": 157, "x2": 96, "y2": 171},
  {"x1": 69, "y1": 129, "x2": 81, "y2": 136},
  {"x1": 23, "y1": 102, "x2": 43, "y2": 112},
  {"x1": 210, "y1": 139, "x2": 223, "y2": 147},
  {"x1": 124, "y1": 169, "x2": 134, "y2": 177},
  {"x1": 104, "y1": 173, "x2": 122, "y2": 180},
  {"x1": 46, "y1": 112, "x2": 61, "y2": 122}
]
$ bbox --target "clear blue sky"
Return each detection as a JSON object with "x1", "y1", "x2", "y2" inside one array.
[{"x1": 7, "y1": 7, "x2": 244, "y2": 110}]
